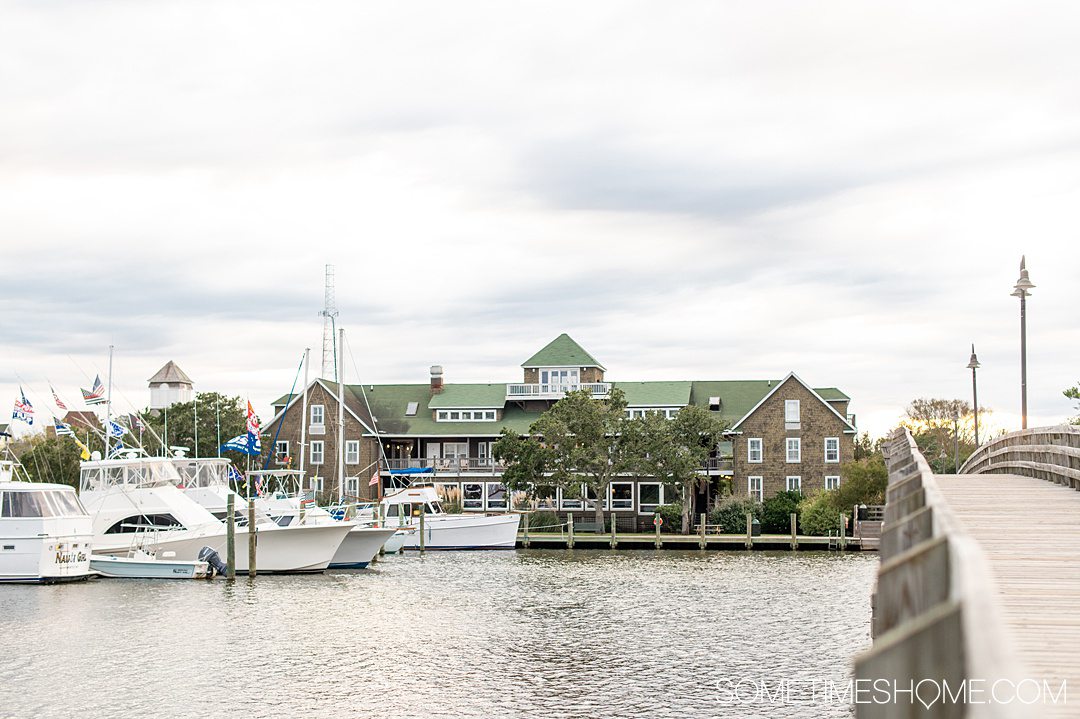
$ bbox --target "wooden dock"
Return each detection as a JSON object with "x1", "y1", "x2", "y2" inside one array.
[
  {"x1": 935, "y1": 472, "x2": 1080, "y2": 710},
  {"x1": 516, "y1": 532, "x2": 864, "y2": 550}
]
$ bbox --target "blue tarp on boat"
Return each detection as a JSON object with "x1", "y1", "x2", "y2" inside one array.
[{"x1": 388, "y1": 467, "x2": 435, "y2": 475}]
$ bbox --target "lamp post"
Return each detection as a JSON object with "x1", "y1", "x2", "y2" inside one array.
[
  {"x1": 967, "y1": 345, "x2": 981, "y2": 446},
  {"x1": 1011, "y1": 256, "x2": 1035, "y2": 429}
]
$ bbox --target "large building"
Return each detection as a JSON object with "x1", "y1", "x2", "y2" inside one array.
[{"x1": 262, "y1": 334, "x2": 856, "y2": 527}]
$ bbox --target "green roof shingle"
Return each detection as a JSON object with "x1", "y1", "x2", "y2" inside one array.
[
  {"x1": 521, "y1": 334, "x2": 605, "y2": 370},
  {"x1": 614, "y1": 381, "x2": 692, "y2": 406},
  {"x1": 428, "y1": 384, "x2": 508, "y2": 409}
]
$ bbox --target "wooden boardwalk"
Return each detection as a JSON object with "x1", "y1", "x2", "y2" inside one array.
[
  {"x1": 935, "y1": 472, "x2": 1080, "y2": 709},
  {"x1": 516, "y1": 532, "x2": 859, "y2": 550}
]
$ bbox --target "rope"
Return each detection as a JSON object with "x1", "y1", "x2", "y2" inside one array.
[{"x1": 262, "y1": 351, "x2": 305, "y2": 470}]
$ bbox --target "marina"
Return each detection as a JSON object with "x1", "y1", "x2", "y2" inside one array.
[{"x1": 0, "y1": 549, "x2": 877, "y2": 719}]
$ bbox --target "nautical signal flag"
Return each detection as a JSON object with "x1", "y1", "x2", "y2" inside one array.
[
  {"x1": 81, "y1": 375, "x2": 106, "y2": 405},
  {"x1": 245, "y1": 400, "x2": 261, "y2": 455},
  {"x1": 50, "y1": 385, "x2": 68, "y2": 411},
  {"x1": 12, "y1": 388, "x2": 34, "y2": 426}
]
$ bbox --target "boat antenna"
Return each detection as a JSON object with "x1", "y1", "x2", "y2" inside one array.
[{"x1": 319, "y1": 264, "x2": 339, "y2": 382}]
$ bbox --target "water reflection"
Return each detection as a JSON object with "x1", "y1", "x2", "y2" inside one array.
[{"x1": 0, "y1": 550, "x2": 876, "y2": 718}]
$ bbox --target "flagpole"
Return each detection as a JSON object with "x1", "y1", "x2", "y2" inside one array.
[
  {"x1": 216, "y1": 399, "x2": 221, "y2": 459},
  {"x1": 105, "y1": 345, "x2": 113, "y2": 458},
  {"x1": 299, "y1": 348, "x2": 309, "y2": 477}
]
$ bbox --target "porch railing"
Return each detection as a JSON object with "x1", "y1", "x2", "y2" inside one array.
[{"x1": 505, "y1": 382, "x2": 611, "y2": 400}]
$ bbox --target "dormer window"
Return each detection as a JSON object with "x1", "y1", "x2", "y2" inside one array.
[
  {"x1": 540, "y1": 368, "x2": 579, "y2": 390},
  {"x1": 436, "y1": 409, "x2": 497, "y2": 422}
]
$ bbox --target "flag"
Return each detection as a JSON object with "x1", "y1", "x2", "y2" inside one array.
[
  {"x1": 12, "y1": 388, "x2": 34, "y2": 426},
  {"x1": 369, "y1": 470, "x2": 380, "y2": 487},
  {"x1": 245, "y1": 400, "x2": 261, "y2": 455},
  {"x1": 72, "y1": 435, "x2": 91, "y2": 460},
  {"x1": 220, "y1": 434, "x2": 260, "y2": 455},
  {"x1": 226, "y1": 464, "x2": 244, "y2": 485},
  {"x1": 53, "y1": 418, "x2": 75, "y2": 437},
  {"x1": 104, "y1": 419, "x2": 128, "y2": 439},
  {"x1": 128, "y1": 413, "x2": 145, "y2": 432},
  {"x1": 81, "y1": 375, "x2": 106, "y2": 405},
  {"x1": 108, "y1": 440, "x2": 126, "y2": 459},
  {"x1": 50, "y1": 385, "x2": 68, "y2": 411}
]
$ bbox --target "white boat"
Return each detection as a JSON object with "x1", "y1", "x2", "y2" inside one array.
[
  {"x1": 89, "y1": 549, "x2": 209, "y2": 579},
  {"x1": 1, "y1": 462, "x2": 94, "y2": 583},
  {"x1": 379, "y1": 485, "x2": 521, "y2": 550},
  {"x1": 79, "y1": 456, "x2": 353, "y2": 573}
]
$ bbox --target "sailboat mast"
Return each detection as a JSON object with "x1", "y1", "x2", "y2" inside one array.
[
  {"x1": 299, "y1": 347, "x2": 309, "y2": 476},
  {"x1": 105, "y1": 345, "x2": 114, "y2": 458},
  {"x1": 337, "y1": 328, "x2": 345, "y2": 503}
]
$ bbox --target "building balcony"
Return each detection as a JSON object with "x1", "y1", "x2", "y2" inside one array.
[
  {"x1": 702, "y1": 457, "x2": 734, "y2": 475},
  {"x1": 383, "y1": 457, "x2": 507, "y2": 476},
  {"x1": 505, "y1": 382, "x2": 611, "y2": 401}
]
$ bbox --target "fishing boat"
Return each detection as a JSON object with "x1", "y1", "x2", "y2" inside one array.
[
  {"x1": 0, "y1": 461, "x2": 94, "y2": 583},
  {"x1": 79, "y1": 455, "x2": 353, "y2": 573},
  {"x1": 379, "y1": 484, "x2": 521, "y2": 550},
  {"x1": 89, "y1": 548, "x2": 209, "y2": 579}
]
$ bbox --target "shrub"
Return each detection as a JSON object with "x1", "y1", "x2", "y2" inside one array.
[
  {"x1": 761, "y1": 490, "x2": 802, "y2": 534},
  {"x1": 799, "y1": 492, "x2": 845, "y2": 536},
  {"x1": 708, "y1": 495, "x2": 762, "y2": 533},
  {"x1": 525, "y1": 510, "x2": 561, "y2": 533},
  {"x1": 657, "y1": 502, "x2": 683, "y2": 533}
]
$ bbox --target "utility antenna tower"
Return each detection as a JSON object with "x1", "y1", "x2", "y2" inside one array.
[{"x1": 319, "y1": 264, "x2": 339, "y2": 381}]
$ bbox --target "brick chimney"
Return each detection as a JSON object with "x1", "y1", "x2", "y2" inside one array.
[{"x1": 430, "y1": 365, "x2": 444, "y2": 394}]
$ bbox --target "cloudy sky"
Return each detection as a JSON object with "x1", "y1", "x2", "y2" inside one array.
[{"x1": 2, "y1": 1, "x2": 1078, "y2": 438}]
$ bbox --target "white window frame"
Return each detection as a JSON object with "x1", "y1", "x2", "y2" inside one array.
[
  {"x1": 559, "y1": 485, "x2": 584, "y2": 511},
  {"x1": 345, "y1": 440, "x2": 359, "y2": 465},
  {"x1": 436, "y1": 409, "x2": 498, "y2": 422},
  {"x1": 461, "y1": 482, "x2": 485, "y2": 511},
  {"x1": 786, "y1": 475, "x2": 802, "y2": 494},
  {"x1": 310, "y1": 440, "x2": 325, "y2": 465},
  {"x1": 637, "y1": 482, "x2": 663, "y2": 514},
  {"x1": 345, "y1": 476, "x2": 359, "y2": 497},
  {"x1": 747, "y1": 438, "x2": 763, "y2": 464},
  {"x1": 748, "y1": 476, "x2": 763, "y2": 502},
  {"x1": 443, "y1": 442, "x2": 468, "y2": 459},
  {"x1": 825, "y1": 437, "x2": 840, "y2": 464},
  {"x1": 274, "y1": 440, "x2": 289, "y2": 464},
  {"x1": 310, "y1": 404, "x2": 325, "y2": 426},
  {"x1": 313, "y1": 476, "x2": 324, "y2": 492},
  {"x1": 786, "y1": 437, "x2": 801, "y2": 463},
  {"x1": 485, "y1": 482, "x2": 508, "y2": 511},
  {"x1": 825, "y1": 475, "x2": 841, "y2": 491},
  {"x1": 610, "y1": 481, "x2": 634, "y2": 511},
  {"x1": 784, "y1": 400, "x2": 800, "y2": 423}
]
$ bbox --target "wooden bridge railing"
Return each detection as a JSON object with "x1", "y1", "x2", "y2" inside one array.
[
  {"x1": 854, "y1": 427, "x2": 1027, "y2": 718},
  {"x1": 960, "y1": 424, "x2": 1080, "y2": 490}
]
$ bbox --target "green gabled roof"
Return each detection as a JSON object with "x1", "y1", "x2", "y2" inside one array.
[
  {"x1": 688, "y1": 380, "x2": 777, "y2": 423},
  {"x1": 428, "y1": 384, "x2": 508, "y2": 409},
  {"x1": 614, "y1": 381, "x2": 692, "y2": 406},
  {"x1": 814, "y1": 387, "x2": 850, "y2": 401},
  {"x1": 522, "y1": 333, "x2": 605, "y2": 370},
  {"x1": 271, "y1": 393, "x2": 295, "y2": 407},
  {"x1": 354, "y1": 383, "x2": 537, "y2": 437}
]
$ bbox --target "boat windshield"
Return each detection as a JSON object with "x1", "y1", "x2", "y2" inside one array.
[{"x1": 1, "y1": 489, "x2": 89, "y2": 518}]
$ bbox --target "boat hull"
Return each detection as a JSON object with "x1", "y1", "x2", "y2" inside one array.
[
  {"x1": 328, "y1": 527, "x2": 399, "y2": 568},
  {"x1": 0, "y1": 531, "x2": 93, "y2": 583},
  {"x1": 90, "y1": 554, "x2": 209, "y2": 579},
  {"x1": 398, "y1": 513, "x2": 521, "y2": 550},
  {"x1": 93, "y1": 522, "x2": 354, "y2": 573}
]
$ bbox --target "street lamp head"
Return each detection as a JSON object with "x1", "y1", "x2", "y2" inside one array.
[
  {"x1": 967, "y1": 343, "x2": 980, "y2": 370},
  {"x1": 1013, "y1": 255, "x2": 1035, "y2": 296}
]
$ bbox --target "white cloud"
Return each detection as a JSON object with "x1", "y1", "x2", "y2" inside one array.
[{"x1": 1, "y1": 0, "x2": 1079, "y2": 439}]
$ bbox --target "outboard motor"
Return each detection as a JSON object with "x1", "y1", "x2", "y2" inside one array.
[{"x1": 198, "y1": 546, "x2": 227, "y2": 578}]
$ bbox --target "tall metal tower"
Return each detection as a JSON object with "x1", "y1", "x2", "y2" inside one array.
[{"x1": 319, "y1": 264, "x2": 339, "y2": 380}]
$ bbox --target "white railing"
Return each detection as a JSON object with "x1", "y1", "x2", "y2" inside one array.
[
  {"x1": 383, "y1": 457, "x2": 506, "y2": 474},
  {"x1": 505, "y1": 382, "x2": 611, "y2": 400}
]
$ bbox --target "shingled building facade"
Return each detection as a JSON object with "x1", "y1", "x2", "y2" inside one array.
[{"x1": 261, "y1": 334, "x2": 857, "y2": 525}]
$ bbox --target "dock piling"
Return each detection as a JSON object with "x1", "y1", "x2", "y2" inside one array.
[
  {"x1": 839, "y1": 512, "x2": 847, "y2": 551},
  {"x1": 568, "y1": 513, "x2": 575, "y2": 549},
  {"x1": 523, "y1": 512, "x2": 530, "y2": 548},
  {"x1": 744, "y1": 511, "x2": 752, "y2": 549},
  {"x1": 699, "y1": 513, "x2": 706, "y2": 550},
  {"x1": 610, "y1": 514, "x2": 617, "y2": 548},
  {"x1": 419, "y1": 511, "x2": 426, "y2": 554},
  {"x1": 226, "y1": 494, "x2": 236, "y2": 579},
  {"x1": 790, "y1": 512, "x2": 798, "y2": 551},
  {"x1": 248, "y1": 499, "x2": 257, "y2": 577},
  {"x1": 654, "y1": 512, "x2": 661, "y2": 549}
]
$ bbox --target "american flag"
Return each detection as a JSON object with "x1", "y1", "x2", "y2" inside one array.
[
  {"x1": 53, "y1": 418, "x2": 75, "y2": 437},
  {"x1": 12, "y1": 388, "x2": 34, "y2": 426},
  {"x1": 50, "y1": 385, "x2": 68, "y2": 411},
  {"x1": 81, "y1": 375, "x2": 106, "y2": 405},
  {"x1": 368, "y1": 469, "x2": 380, "y2": 487}
]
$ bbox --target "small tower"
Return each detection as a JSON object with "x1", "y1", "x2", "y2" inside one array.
[{"x1": 148, "y1": 361, "x2": 194, "y2": 409}]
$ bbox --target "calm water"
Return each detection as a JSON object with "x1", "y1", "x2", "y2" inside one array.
[{"x1": 0, "y1": 550, "x2": 877, "y2": 719}]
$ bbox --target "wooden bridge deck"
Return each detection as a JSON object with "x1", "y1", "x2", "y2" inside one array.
[{"x1": 935, "y1": 472, "x2": 1080, "y2": 707}]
